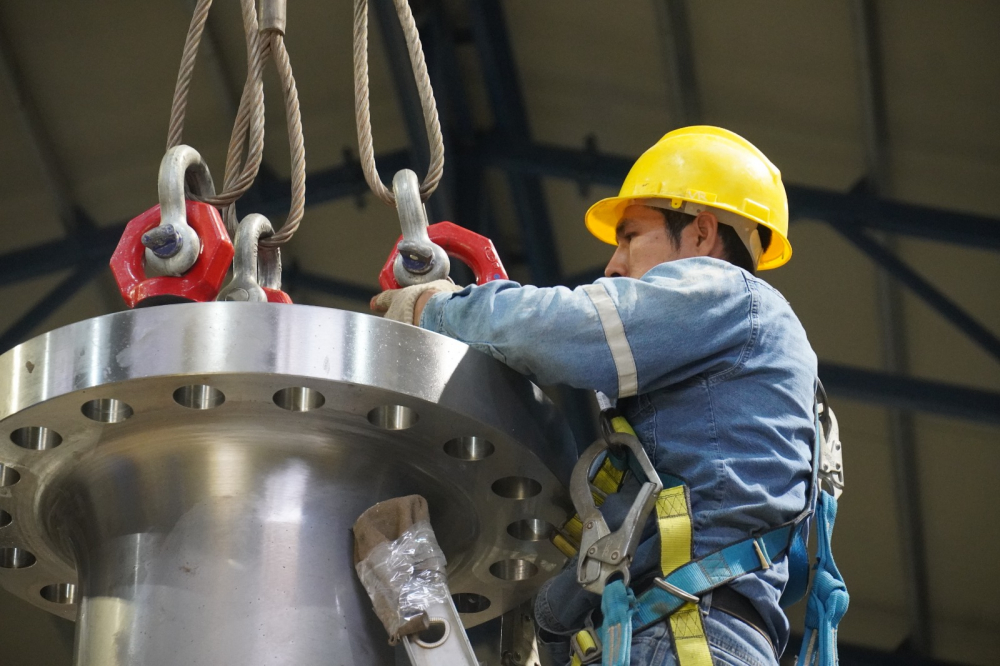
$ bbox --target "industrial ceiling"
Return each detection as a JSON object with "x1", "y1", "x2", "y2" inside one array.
[{"x1": 0, "y1": 1, "x2": 997, "y2": 664}]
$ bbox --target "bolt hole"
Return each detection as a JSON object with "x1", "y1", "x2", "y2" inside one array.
[
  {"x1": 0, "y1": 463, "x2": 20, "y2": 486},
  {"x1": 414, "y1": 619, "x2": 450, "y2": 648},
  {"x1": 444, "y1": 436, "x2": 495, "y2": 461},
  {"x1": 273, "y1": 387, "x2": 325, "y2": 412},
  {"x1": 10, "y1": 427, "x2": 62, "y2": 450},
  {"x1": 0, "y1": 547, "x2": 36, "y2": 569},
  {"x1": 40, "y1": 583, "x2": 77, "y2": 605},
  {"x1": 489, "y1": 559, "x2": 538, "y2": 581},
  {"x1": 452, "y1": 593, "x2": 491, "y2": 614},
  {"x1": 367, "y1": 405, "x2": 418, "y2": 430},
  {"x1": 507, "y1": 519, "x2": 553, "y2": 542},
  {"x1": 81, "y1": 398, "x2": 133, "y2": 423},
  {"x1": 173, "y1": 385, "x2": 225, "y2": 410},
  {"x1": 0, "y1": 510, "x2": 10, "y2": 528},
  {"x1": 491, "y1": 476, "x2": 541, "y2": 499}
]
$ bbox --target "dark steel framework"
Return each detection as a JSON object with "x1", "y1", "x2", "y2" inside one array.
[{"x1": 0, "y1": 2, "x2": 997, "y2": 661}]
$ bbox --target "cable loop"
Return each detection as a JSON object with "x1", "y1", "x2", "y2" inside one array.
[
  {"x1": 166, "y1": 0, "x2": 266, "y2": 214},
  {"x1": 165, "y1": 0, "x2": 304, "y2": 246},
  {"x1": 353, "y1": 0, "x2": 445, "y2": 206}
]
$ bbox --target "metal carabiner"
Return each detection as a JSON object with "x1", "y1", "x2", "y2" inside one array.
[
  {"x1": 390, "y1": 169, "x2": 450, "y2": 287},
  {"x1": 217, "y1": 214, "x2": 283, "y2": 302},
  {"x1": 572, "y1": 432, "x2": 662, "y2": 595},
  {"x1": 142, "y1": 145, "x2": 217, "y2": 276}
]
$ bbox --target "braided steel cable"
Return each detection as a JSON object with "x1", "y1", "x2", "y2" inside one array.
[
  {"x1": 260, "y1": 30, "x2": 306, "y2": 247},
  {"x1": 165, "y1": 0, "x2": 212, "y2": 151},
  {"x1": 353, "y1": 0, "x2": 444, "y2": 206},
  {"x1": 166, "y1": 0, "x2": 267, "y2": 213}
]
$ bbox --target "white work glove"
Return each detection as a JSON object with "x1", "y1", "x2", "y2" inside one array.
[{"x1": 370, "y1": 280, "x2": 463, "y2": 325}]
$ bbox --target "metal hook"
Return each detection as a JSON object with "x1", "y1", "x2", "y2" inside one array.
[
  {"x1": 217, "y1": 214, "x2": 282, "y2": 302},
  {"x1": 143, "y1": 145, "x2": 217, "y2": 276},
  {"x1": 391, "y1": 169, "x2": 450, "y2": 287}
]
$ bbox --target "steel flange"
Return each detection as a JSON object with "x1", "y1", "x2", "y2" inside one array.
[{"x1": 0, "y1": 303, "x2": 576, "y2": 666}]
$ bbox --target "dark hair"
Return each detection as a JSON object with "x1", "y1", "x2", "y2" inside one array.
[{"x1": 660, "y1": 209, "x2": 772, "y2": 276}]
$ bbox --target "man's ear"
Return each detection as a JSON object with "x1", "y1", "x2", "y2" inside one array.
[{"x1": 693, "y1": 212, "x2": 719, "y2": 253}]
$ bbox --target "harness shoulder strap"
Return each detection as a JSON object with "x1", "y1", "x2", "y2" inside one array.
[{"x1": 654, "y1": 484, "x2": 712, "y2": 666}]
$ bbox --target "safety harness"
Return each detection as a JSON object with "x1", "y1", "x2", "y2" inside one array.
[{"x1": 555, "y1": 385, "x2": 848, "y2": 666}]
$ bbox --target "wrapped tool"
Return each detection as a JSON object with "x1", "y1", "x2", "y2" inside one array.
[{"x1": 353, "y1": 495, "x2": 450, "y2": 643}]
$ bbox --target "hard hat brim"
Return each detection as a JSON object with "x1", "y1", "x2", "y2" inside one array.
[{"x1": 585, "y1": 195, "x2": 792, "y2": 271}]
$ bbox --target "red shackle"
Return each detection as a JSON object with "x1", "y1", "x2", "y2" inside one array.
[
  {"x1": 379, "y1": 221, "x2": 508, "y2": 290},
  {"x1": 110, "y1": 202, "x2": 234, "y2": 308}
]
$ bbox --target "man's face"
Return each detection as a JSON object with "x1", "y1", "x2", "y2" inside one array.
[{"x1": 604, "y1": 204, "x2": 687, "y2": 278}]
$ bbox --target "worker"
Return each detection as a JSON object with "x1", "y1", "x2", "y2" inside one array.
[{"x1": 372, "y1": 126, "x2": 815, "y2": 666}]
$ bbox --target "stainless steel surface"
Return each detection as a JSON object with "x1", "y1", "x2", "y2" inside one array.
[{"x1": 0, "y1": 303, "x2": 575, "y2": 665}]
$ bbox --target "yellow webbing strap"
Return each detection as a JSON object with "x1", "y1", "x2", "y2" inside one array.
[
  {"x1": 565, "y1": 413, "x2": 710, "y2": 666},
  {"x1": 656, "y1": 486, "x2": 712, "y2": 666}
]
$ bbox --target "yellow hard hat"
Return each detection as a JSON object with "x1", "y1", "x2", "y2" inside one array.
[{"x1": 585, "y1": 126, "x2": 791, "y2": 270}]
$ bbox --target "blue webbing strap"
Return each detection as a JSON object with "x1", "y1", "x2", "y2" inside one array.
[
  {"x1": 781, "y1": 521, "x2": 811, "y2": 609},
  {"x1": 782, "y1": 391, "x2": 826, "y2": 609},
  {"x1": 797, "y1": 491, "x2": 849, "y2": 666},
  {"x1": 632, "y1": 523, "x2": 795, "y2": 630},
  {"x1": 600, "y1": 579, "x2": 637, "y2": 666}
]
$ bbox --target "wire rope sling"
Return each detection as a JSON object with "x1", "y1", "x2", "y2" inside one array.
[{"x1": 111, "y1": 0, "x2": 302, "y2": 307}]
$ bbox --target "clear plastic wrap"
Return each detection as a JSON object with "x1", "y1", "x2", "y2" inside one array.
[{"x1": 355, "y1": 519, "x2": 450, "y2": 642}]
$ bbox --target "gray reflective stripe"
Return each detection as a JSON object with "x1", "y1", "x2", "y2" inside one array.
[{"x1": 582, "y1": 284, "x2": 638, "y2": 398}]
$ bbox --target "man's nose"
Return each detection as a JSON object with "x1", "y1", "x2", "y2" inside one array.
[{"x1": 605, "y1": 246, "x2": 627, "y2": 278}]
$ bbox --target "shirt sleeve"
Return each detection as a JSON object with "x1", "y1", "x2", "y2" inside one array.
[{"x1": 418, "y1": 258, "x2": 755, "y2": 400}]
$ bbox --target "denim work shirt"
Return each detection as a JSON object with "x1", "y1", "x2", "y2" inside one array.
[{"x1": 419, "y1": 257, "x2": 817, "y2": 663}]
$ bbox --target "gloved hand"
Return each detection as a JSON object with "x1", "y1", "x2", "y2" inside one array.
[{"x1": 370, "y1": 280, "x2": 462, "y2": 325}]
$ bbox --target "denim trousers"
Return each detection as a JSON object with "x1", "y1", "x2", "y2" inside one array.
[{"x1": 537, "y1": 592, "x2": 778, "y2": 666}]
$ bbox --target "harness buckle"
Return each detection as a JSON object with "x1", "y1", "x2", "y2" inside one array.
[
  {"x1": 569, "y1": 626, "x2": 602, "y2": 665},
  {"x1": 571, "y1": 432, "x2": 663, "y2": 595},
  {"x1": 651, "y1": 577, "x2": 700, "y2": 604}
]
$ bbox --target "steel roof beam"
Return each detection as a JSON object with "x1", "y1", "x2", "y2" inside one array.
[
  {"x1": 652, "y1": 0, "x2": 700, "y2": 127},
  {"x1": 0, "y1": 259, "x2": 105, "y2": 353},
  {"x1": 0, "y1": 150, "x2": 412, "y2": 287},
  {"x1": 465, "y1": 0, "x2": 562, "y2": 288},
  {"x1": 421, "y1": 4, "x2": 488, "y2": 237},
  {"x1": 4, "y1": 141, "x2": 998, "y2": 279},
  {"x1": 463, "y1": 0, "x2": 592, "y2": 447},
  {"x1": 478, "y1": 137, "x2": 1000, "y2": 250},
  {"x1": 851, "y1": 1, "x2": 932, "y2": 652}
]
